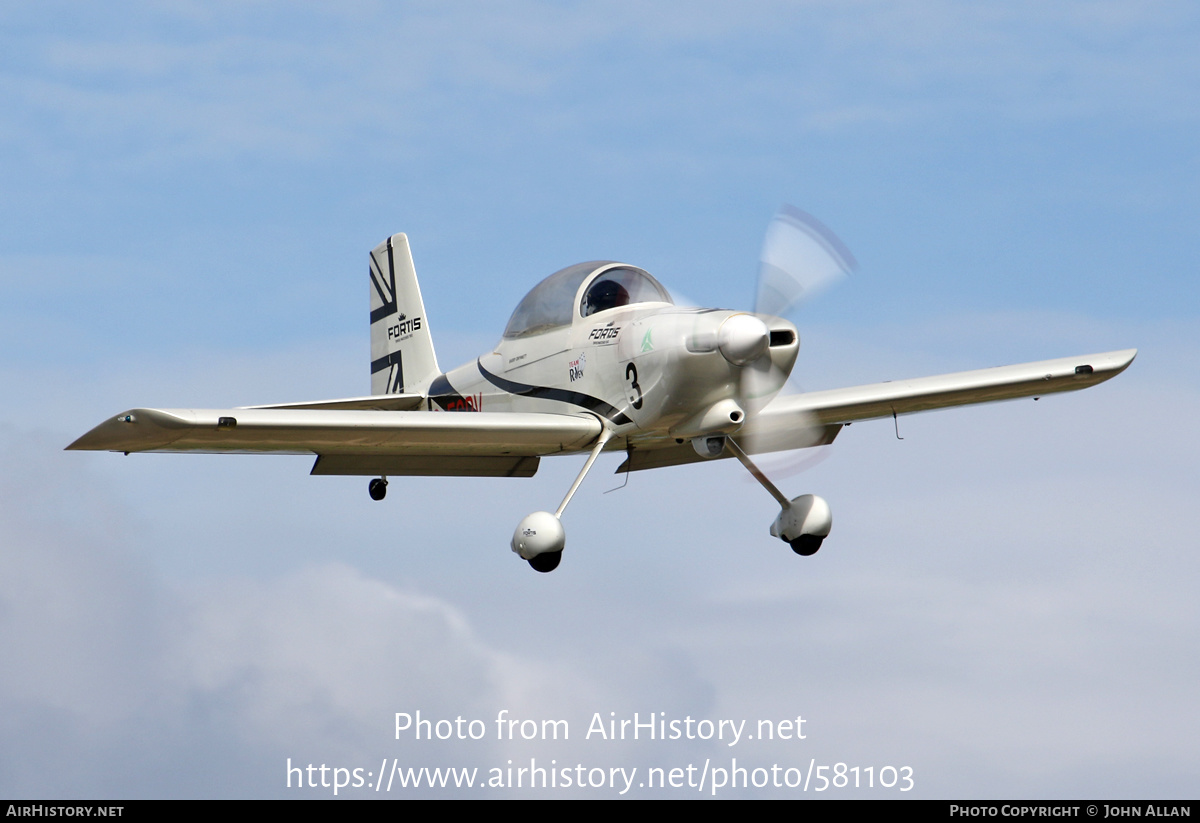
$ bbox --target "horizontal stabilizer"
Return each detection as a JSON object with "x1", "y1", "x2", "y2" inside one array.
[{"x1": 241, "y1": 394, "x2": 424, "y2": 411}]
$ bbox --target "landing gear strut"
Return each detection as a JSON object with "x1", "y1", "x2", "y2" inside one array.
[
  {"x1": 511, "y1": 427, "x2": 614, "y2": 573},
  {"x1": 368, "y1": 477, "x2": 388, "y2": 501},
  {"x1": 726, "y1": 438, "x2": 832, "y2": 556}
]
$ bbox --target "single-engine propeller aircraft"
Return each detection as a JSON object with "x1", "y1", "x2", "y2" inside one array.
[{"x1": 69, "y1": 209, "x2": 1135, "y2": 572}]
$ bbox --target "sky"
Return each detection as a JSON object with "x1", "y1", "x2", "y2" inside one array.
[{"x1": 1, "y1": 1, "x2": 1197, "y2": 799}]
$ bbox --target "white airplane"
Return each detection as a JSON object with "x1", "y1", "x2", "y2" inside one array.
[{"x1": 69, "y1": 211, "x2": 1136, "y2": 572}]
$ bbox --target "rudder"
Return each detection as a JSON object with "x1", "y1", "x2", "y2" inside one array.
[{"x1": 370, "y1": 233, "x2": 440, "y2": 395}]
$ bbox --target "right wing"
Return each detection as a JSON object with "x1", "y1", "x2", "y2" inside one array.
[{"x1": 66, "y1": 407, "x2": 603, "y2": 478}]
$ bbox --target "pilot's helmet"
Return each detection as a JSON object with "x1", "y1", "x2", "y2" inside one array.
[{"x1": 584, "y1": 278, "x2": 631, "y2": 315}]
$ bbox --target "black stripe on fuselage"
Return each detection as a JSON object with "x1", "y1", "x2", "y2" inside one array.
[
  {"x1": 428, "y1": 373, "x2": 467, "y2": 411},
  {"x1": 475, "y1": 360, "x2": 631, "y2": 425}
]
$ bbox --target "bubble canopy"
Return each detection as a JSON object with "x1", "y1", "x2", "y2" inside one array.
[{"x1": 502, "y1": 262, "x2": 673, "y2": 339}]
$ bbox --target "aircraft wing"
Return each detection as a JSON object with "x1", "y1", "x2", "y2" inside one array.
[
  {"x1": 66, "y1": 408, "x2": 604, "y2": 478},
  {"x1": 620, "y1": 348, "x2": 1136, "y2": 471},
  {"x1": 744, "y1": 347, "x2": 1137, "y2": 450}
]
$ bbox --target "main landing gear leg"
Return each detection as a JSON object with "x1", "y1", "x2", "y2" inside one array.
[
  {"x1": 725, "y1": 438, "x2": 832, "y2": 556},
  {"x1": 511, "y1": 427, "x2": 614, "y2": 573}
]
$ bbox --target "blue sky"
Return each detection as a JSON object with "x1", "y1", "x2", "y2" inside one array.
[{"x1": 2, "y1": 2, "x2": 1197, "y2": 798}]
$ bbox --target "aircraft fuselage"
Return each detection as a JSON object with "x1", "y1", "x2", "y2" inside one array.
[{"x1": 427, "y1": 303, "x2": 800, "y2": 453}]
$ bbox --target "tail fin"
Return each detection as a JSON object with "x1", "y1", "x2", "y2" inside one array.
[{"x1": 369, "y1": 233, "x2": 440, "y2": 395}]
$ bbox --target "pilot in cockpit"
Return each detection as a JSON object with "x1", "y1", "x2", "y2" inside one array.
[{"x1": 582, "y1": 277, "x2": 631, "y2": 316}]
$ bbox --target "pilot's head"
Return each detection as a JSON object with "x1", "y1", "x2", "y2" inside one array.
[{"x1": 585, "y1": 278, "x2": 631, "y2": 315}]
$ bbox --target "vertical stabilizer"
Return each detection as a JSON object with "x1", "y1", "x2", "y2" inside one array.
[{"x1": 370, "y1": 233, "x2": 440, "y2": 395}]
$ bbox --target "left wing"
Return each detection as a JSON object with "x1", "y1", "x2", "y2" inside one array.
[
  {"x1": 756, "y1": 346, "x2": 1132, "y2": 433},
  {"x1": 67, "y1": 407, "x2": 604, "y2": 478},
  {"x1": 620, "y1": 348, "x2": 1135, "y2": 471}
]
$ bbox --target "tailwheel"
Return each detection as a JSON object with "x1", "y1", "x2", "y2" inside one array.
[
  {"x1": 528, "y1": 551, "x2": 562, "y2": 573},
  {"x1": 368, "y1": 477, "x2": 388, "y2": 501}
]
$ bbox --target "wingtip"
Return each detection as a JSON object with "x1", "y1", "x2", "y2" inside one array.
[{"x1": 65, "y1": 409, "x2": 175, "y2": 453}]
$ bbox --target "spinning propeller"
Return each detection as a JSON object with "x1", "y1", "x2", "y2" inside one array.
[
  {"x1": 756, "y1": 204, "x2": 857, "y2": 319},
  {"x1": 734, "y1": 205, "x2": 857, "y2": 448},
  {"x1": 715, "y1": 206, "x2": 857, "y2": 557}
]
